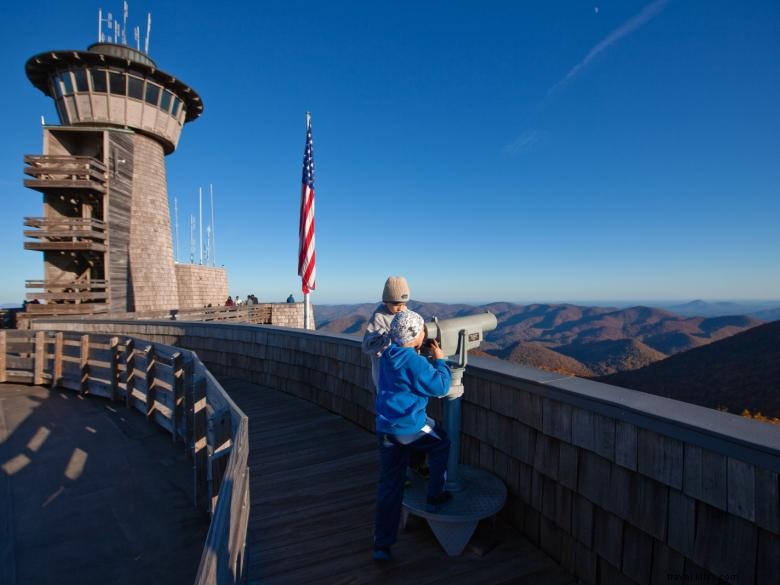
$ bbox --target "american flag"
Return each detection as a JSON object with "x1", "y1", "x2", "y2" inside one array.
[{"x1": 298, "y1": 113, "x2": 316, "y2": 294}]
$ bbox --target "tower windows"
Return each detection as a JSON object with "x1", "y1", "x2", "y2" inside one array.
[
  {"x1": 109, "y1": 71, "x2": 126, "y2": 95},
  {"x1": 172, "y1": 97, "x2": 182, "y2": 118},
  {"x1": 144, "y1": 83, "x2": 160, "y2": 106},
  {"x1": 60, "y1": 72, "x2": 74, "y2": 95},
  {"x1": 160, "y1": 89, "x2": 172, "y2": 112},
  {"x1": 90, "y1": 69, "x2": 107, "y2": 93},
  {"x1": 128, "y1": 76, "x2": 144, "y2": 100},
  {"x1": 73, "y1": 69, "x2": 89, "y2": 92}
]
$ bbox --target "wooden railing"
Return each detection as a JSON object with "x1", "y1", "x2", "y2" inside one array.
[
  {"x1": 57, "y1": 304, "x2": 274, "y2": 325},
  {"x1": 0, "y1": 329, "x2": 249, "y2": 585},
  {"x1": 24, "y1": 217, "x2": 106, "y2": 240},
  {"x1": 23, "y1": 155, "x2": 107, "y2": 193}
]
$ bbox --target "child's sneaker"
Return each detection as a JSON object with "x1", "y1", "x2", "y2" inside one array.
[
  {"x1": 426, "y1": 490, "x2": 452, "y2": 512},
  {"x1": 373, "y1": 547, "x2": 393, "y2": 562}
]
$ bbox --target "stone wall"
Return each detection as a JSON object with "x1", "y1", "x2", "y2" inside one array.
[
  {"x1": 28, "y1": 320, "x2": 780, "y2": 585},
  {"x1": 175, "y1": 264, "x2": 229, "y2": 309},
  {"x1": 128, "y1": 134, "x2": 179, "y2": 311},
  {"x1": 267, "y1": 303, "x2": 310, "y2": 329}
]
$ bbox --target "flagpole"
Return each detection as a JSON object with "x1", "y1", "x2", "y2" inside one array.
[{"x1": 299, "y1": 111, "x2": 315, "y2": 330}]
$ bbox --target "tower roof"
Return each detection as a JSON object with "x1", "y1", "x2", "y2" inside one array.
[{"x1": 25, "y1": 43, "x2": 203, "y2": 122}]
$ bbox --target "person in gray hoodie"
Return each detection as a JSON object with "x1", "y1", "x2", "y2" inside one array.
[
  {"x1": 362, "y1": 276, "x2": 429, "y2": 480},
  {"x1": 362, "y1": 276, "x2": 411, "y2": 388}
]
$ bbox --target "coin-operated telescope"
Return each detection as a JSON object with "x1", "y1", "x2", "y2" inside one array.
[
  {"x1": 423, "y1": 312, "x2": 497, "y2": 491},
  {"x1": 403, "y1": 311, "x2": 505, "y2": 556},
  {"x1": 424, "y1": 313, "x2": 498, "y2": 368}
]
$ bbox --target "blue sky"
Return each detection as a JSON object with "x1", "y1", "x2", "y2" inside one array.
[{"x1": 1, "y1": 1, "x2": 778, "y2": 305}]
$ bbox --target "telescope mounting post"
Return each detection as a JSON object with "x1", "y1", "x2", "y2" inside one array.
[{"x1": 443, "y1": 329, "x2": 467, "y2": 491}]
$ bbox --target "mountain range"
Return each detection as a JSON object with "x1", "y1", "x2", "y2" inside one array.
[
  {"x1": 600, "y1": 320, "x2": 780, "y2": 418},
  {"x1": 315, "y1": 301, "x2": 763, "y2": 376}
]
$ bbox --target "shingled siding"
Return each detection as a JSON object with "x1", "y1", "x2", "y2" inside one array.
[{"x1": 29, "y1": 320, "x2": 780, "y2": 585}]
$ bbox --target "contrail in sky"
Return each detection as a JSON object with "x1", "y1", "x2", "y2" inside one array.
[{"x1": 549, "y1": 0, "x2": 670, "y2": 95}]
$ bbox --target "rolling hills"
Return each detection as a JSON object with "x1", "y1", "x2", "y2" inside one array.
[
  {"x1": 599, "y1": 320, "x2": 780, "y2": 418},
  {"x1": 315, "y1": 301, "x2": 762, "y2": 376}
]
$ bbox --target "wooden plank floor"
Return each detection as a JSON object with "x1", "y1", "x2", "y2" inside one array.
[
  {"x1": 222, "y1": 378, "x2": 576, "y2": 585},
  {"x1": 0, "y1": 383, "x2": 208, "y2": 585}
]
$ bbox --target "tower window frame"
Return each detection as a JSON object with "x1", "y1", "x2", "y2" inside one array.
[
  {"x1": 90, "y1": 69, "x2": 108, "y2": 93},
  {"x1": 128, "y1": 75, "x2": 144, "y2": 100},
  {"x1": 144, "y1": 82, "x2": 160, "y2": 106},
  {"x1": 73, "y1": 69, "x2": 89, "y2": 92},
  {"x1": 109, "y1": 71, "x2": 126, "y2": 96}
]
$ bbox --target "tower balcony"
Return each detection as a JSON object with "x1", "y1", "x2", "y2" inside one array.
[
  {"x1": 23, "y1": 155, "x2": 107, "y2": 194},
  {"x1": 23, "y1": 217, "x2": 106, "y2": 252},
  {"x1": 24, "y1": 278, "x2": 108, "y2": 313}
]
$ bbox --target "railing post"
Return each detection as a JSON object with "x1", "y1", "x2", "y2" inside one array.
[
  {"x1": 51, "y1": 332, "x2": 63, "y2": 389},
  {"x1": 171, "y1": 351, "x2": 183, "y2": 443},
  {"x1": 144, "y1": 344, "x2": 156, "y2": 420},
  {"x1": 182, "y1": 356, "x2": 195, "y2": 449},
  {"x1": 192, "y1": 376, "x2": 208, "y2": 509},
  {"x1": 80, "y1": 334, "x2": 90, "y2": 394},
  {"x1": 109, "y1": 337, "x2": 120, "y2": 401},
  {"x1": 0, "y1": 330, "x2": 6, "y2": 383},
  {"x1": 34, "y1": 331, "x2": 45, "y2": 385},
  {"x1": 124, "y1": 339, "x2": 135, "y2": 407}
]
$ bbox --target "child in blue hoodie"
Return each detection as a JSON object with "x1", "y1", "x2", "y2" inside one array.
[{"x1": 373, "y1": 310, "x2": 454, "y2": 562}]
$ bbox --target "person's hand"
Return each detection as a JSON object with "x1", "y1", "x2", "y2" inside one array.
[
  {"x1": 446, "y1": 384, "x2": 464, "y2": 400},
  {"x1": 429, "y1": 339, "x2": 444, "y2": 361}
]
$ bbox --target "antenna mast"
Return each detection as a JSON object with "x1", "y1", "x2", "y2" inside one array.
[
  {"x1": 205, "y1": 226, "x2": 212, "y2": 265},
  {"x1": 122, "y1": 1, "x2": 128, "y2": 45},
  {"x1": 209, "y1": 184, "x2": 216, "y2": 266},
  {"x1": 198, "y1": 187, "x2": 203, "y2": 265},
  {"x1": 145, "y1": 12, "x2": 151, "y2": 53},
  {"x1": 189, "y1": 214, "x2": 195, "y2": 264}
]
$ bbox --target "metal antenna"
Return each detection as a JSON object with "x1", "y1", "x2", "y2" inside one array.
[
  {"x1": 134, "y1": 26, "x2": 140, "y2": 50},
  {"x1": 144, "y1": 12, "x2": 151, "y2": 54},
  {"x1": 198, "y1": 187, "x2": 203, "y2": 265},
  {"x1": 209, "y1": 184, "x2": 216, "y2": 266},
  {"x1": 173, "y1": 196, "x2": 180, "y2": 263},
  {"x1": 122, "y1": 1, "x2": 128, "y2": 45},
  {"x1": 98, "y1": 8, "x2": 102, "y2": 42},
  {"x1": 205, "y1": 226, "x2": 212, "y2": 265},
  {"x1": 189, "y1": 214, "x2": 195, "y2": 264}
]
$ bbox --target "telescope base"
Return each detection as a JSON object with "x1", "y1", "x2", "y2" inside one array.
[{"x1": 401, "y1": 465, "x2": 507, "y2": 556}]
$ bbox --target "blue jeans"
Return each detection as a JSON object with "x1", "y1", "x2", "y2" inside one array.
[{"x1": 373, "y1": 428, "x2": 450, "y2": 549}]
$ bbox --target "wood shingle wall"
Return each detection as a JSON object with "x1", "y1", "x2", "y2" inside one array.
[{"x1": 28, "y1": 319, "x2": 780, "y2": 585}]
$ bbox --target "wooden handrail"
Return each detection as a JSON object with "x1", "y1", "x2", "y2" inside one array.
[{"x1": 26, "y1": 279, "x2": 108, "y2": 290}]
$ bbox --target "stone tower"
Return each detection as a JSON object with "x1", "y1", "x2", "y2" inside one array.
[{"x1": 22, "y1": 41, "x2": 226, "y2": 316}]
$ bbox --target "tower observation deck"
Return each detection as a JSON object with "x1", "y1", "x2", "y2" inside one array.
[{"x1": 21, "y1": 39, "x2": 227, "y2": 318}]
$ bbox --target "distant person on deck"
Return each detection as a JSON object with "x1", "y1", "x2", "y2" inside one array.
[
  {"x1": 286, "y1": 294, "x2": 295, "y2": 303},
  {"x1": 372, "y1": 310, "x2": 455, "y2": 562},
  {"x1": 225, "y1": 296, "x2": 234, "y2": 307}
]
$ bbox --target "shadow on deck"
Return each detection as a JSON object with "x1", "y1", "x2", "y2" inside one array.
[
  {"x1": 222, "y1": 378, "x2": 576, "y2": 585},
  {"x1": 0, "y1": 383, "x2": 208, "y2": 585}
]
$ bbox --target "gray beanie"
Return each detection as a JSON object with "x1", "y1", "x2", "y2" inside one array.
[
  {"x1": 382, "y1": 276, "x2": 410, "y2": 303},
  {"x1": 389, "y1": 310, "x2": 425, "y2": 345}
]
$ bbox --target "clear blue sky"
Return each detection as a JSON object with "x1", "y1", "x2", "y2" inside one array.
[{"x1": 1, "y1": 1, "x2": 778, "y2": 305}]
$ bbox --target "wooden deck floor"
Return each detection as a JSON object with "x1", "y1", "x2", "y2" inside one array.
[
  {"x1": 0, "y1": 383, "x2": 207, "y2": 585},
  {"x1": 222, "y1": 378, "x2": 575, "y2": 585}
]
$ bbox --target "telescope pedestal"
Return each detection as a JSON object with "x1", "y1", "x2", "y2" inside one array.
[{"x1": 401, "y1": 465, "x2": 507, "y2": 556}]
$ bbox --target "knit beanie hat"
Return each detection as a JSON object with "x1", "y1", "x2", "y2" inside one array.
[
  {"x1": 389, "y1": 310, "x2": 425, "y2": 345},
  {"x1": 382, "y1": 276, "x2": 410, "y2": 303}
]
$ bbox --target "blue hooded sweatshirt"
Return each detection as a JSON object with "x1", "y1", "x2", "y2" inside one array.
[{"x1": 376, "y1": 344, "x2": 452, "y2": 435}]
